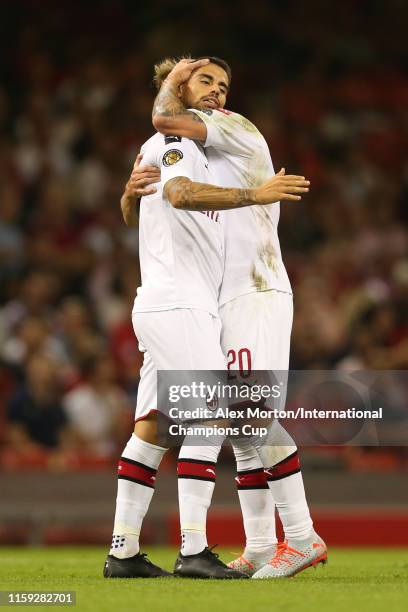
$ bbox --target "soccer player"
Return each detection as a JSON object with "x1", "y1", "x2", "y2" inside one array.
[
  {"x1": 104, "y1": 58, "x2": 309, "y2": 579},
  {"x1": 148, "y1": 56, "x2": 327, "y2": 578}
]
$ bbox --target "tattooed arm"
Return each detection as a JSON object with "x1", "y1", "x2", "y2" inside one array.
[
  {"x1": 164, "y1": 170, "x2": 309, "y2": 211},
  {"x1": 164, "y1": 177, "x2": 253, "y2": 211},
  {"x1": 152, "y1": 79, "x2": 207, "y2": 141},
  {"x1": 152, "y1": 59, "x2": 208, "y2": 142}
]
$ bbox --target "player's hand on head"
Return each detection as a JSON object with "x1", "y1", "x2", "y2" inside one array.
[
  {"x1": 126, "y1": 153, "x2": 161, "y2": 197},
  {"x1": 166, "y1": 58, "x2": 210, "y2": 85},
  {"x1": 254, "y1": 169, "x2": 310, "y2": 204}
]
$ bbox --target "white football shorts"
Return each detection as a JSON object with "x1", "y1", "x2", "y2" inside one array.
[
  {"x1": 132, "y1": 308, "x2": 226, "y2": 421},
  {"x1": 219, "y1": 289, "x2": 293, "y2": 371}
]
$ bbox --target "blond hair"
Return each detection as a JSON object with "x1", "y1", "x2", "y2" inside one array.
[{"x1": 153, "y1": 55, "x2": 192, "y2": 90}]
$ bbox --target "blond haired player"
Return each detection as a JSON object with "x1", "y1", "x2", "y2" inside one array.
[
  {"x1": 105, "y1": 57, "x2": 309, "y2": 579},
  {"x1": 143, "y1": 56, "x2": 327, "y2": 578}
]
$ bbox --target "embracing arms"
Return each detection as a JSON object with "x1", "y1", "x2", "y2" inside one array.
[
  {"x1": 121, "y1": 161, "x2": 309, "y2": 217},
  {"x1": 164, "y1": 169, "x2": 309, "y2": 211},
  {"x1": 121, "y1": 157, "x2": 309, "y2": 219}
]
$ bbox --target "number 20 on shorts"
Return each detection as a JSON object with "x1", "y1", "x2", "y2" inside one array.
[{"x1": 227, "y1": 348, "x2": 252, "y2": 379}]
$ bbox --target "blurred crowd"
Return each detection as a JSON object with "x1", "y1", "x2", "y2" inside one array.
[{"x1": 0, "y1": 0, "x2": 407, "y2": 469}]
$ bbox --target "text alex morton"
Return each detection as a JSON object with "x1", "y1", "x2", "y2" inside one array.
[{"x1": 168, "y1": 407, "x2": 383, "y2": 421}]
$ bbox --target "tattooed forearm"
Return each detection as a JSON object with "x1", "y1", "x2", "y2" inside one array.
[
  {"x1": 153, "y1": 78, "x2": 185, "y2": 118},
  {"x1": 164, "y1": 177, "x2": 256, "y2": 211},
  {"x1": 152, "y1": 72, "x2": 207, "y2": 140},
  {"x1": 152, "y1": 78, "x2": 203, "y2": 123}
]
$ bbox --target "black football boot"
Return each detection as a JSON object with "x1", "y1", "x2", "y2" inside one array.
[
  {"x1": 174, "y1": 547, "x2": 249, "y2": 579},
  {"x1": 103, "y1": 553, "x2": 172, "y2": 578}
]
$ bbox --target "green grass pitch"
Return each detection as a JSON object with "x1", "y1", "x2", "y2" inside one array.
[{"x1": 1, "y1": 547, "x2": 407, "y2": 612}]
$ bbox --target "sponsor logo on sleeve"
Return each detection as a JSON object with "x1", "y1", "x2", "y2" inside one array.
[{"x1": 162, "y1": 149, "x2": 184, "y2": 167}]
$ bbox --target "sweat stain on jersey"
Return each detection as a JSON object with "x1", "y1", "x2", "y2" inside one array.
[
  {"x1": 251, "y1": 264, "x2": 268, "y2": 291},
  {"x1": 258, "y1": 241, "x2": 278, "y2": 274},
  {"x1": 251, "y1": 242, "x2": 279, "y2": 291}
]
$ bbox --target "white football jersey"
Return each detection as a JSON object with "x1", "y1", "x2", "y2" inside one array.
[
  {"x1": 133, "y1": 133, "x2": 224, "y2": 317},
  {"x1": 190, "y1": 108, "x2": 292, "y2": 307}
]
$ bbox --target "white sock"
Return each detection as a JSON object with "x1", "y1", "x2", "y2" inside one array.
[
  {"x1": 254, "y1": 421, "x2": 313, "y2": 542},
  {"x1": 178, "y1": 441, "x2": 222, "y2": 556},
  {"x1": 231, "y1": 439, "x2": 277, "y2": 559},
  {"x1": 264, "y1": 450, "x2": 313, "y2": 541},
  {"x1": 110, "y1": 433, "x2": 167, "y2": 558}
]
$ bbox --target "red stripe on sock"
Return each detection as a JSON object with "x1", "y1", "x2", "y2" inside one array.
[
  {"x1": 235, "y1": 469, "x2": 268, "y2": 489},
  {"x1": 118, "y1": 458, "x2": 157, "y2": 488},
  {"x1": 177, "y1": 460, "x2": 216, "y2": 481},
  {"x1": 265, "y1": 451, "x2": 300, "y2": 480}
]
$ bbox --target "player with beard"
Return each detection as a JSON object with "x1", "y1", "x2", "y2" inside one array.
[
  {"x1": 139, "y1": 56, "x2": 326, "y2": 578},
  {"x1": 105, "y1": 58, "x2": 309, "y2": 579}
]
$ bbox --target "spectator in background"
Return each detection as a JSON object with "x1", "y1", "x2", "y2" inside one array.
[
  {"x1": 1, "y1": 316, "x2": 65, "y2": 370},
  {"x1": 6, "y1": 353, "x2": 74, "y2": 454},
  {"x1": 56, "y1": 297, "x2": 103, "y2": 374},
  {"x1": 63, "y1": 353, "x2": 131, "y2": 458},
  {"x1": 0, "y1": 271, "x2": 61, "y2": 338}
]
